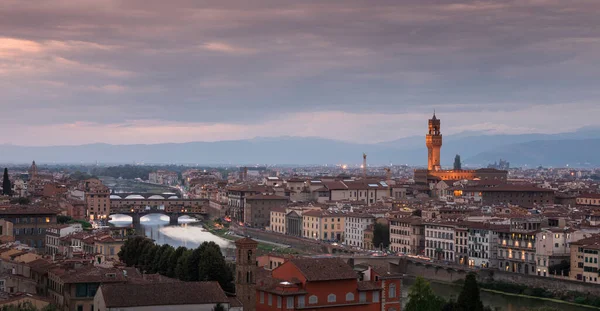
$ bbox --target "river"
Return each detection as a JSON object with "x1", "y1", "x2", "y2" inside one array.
[
  {"x1": 109, "y1": 213, "x2": 236, "y2": 257},
  {"x1": 109, "y1": 214, "x2": 594, "y2": 311},
  {"x1": 402, "y1": 277, "x2": 597, "y2": 311}
]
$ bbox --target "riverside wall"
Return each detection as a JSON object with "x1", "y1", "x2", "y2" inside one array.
[{"x1": 394, "y1": 258, "x2": 600, "y2": 296}]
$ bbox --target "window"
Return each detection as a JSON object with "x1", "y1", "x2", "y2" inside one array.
[
  {"x1": 298, "y1": 296, "x2": 306, "y2": 307},
  {"x1": 389, "y1": 284, "x2": 397, "y2": 298},
  {"x1": 346, "y1": 292, "x2": 355, "y2": 301},
  {"x1": 268, "y1": 294, "x2": 272, "y2": 306},
  {"x1": 260, "y1": 291, "x2": 264, "y2": 304},
  {"x1": 277, "y1": 296, "x2": 282, "y2": 308},
  {"x1": 287, "y1": 297, "x2": 294, "y2": 308},
  {"x1": 359, "y1": 292, "x2": 367, "y2": 302},
  {"x1": 373, "y1": 291, "x2": 380, "y2": 302},
  {"x1": 327, "y1": 294, "x2": 336, "y2": 303},
  {"x1": 309, "y1": 295, "x2": 318, "y2": 304},
  {"x1": 77, "y1": 306, "x2": 83, "y2": 311}
]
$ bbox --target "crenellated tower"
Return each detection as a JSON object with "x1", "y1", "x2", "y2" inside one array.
[{"x1": 425, "y1": 112, "x2": 442, "y2": 171}]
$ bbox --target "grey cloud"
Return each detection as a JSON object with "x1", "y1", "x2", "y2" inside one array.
[{"x1": 0, "y1": 0, "x2": 599, "y2": 131}]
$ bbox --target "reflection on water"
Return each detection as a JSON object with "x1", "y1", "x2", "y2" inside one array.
[
  {"x1": 402, "y1": 277, "x2": 595, "y2": 311},
  {"x1": 109, "y1": 214, "x2": 234, "y2": 252}
]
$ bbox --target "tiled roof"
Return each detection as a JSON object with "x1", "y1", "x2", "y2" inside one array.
[
  {"x1": 59, "y1": 266, "x2": 128, "y2": 284},
  {"x1": 288, "y1": 257, "x2": 358, "y2": 281},
  {"x1": 357, "y1": 281, "x2": 381, "y2": 291},
  {"x1": 246, "y1": 194, "x2": 289, "y2": 200},
  {"x1": 100, "y1": 282, "x2": 228, "y2": 308}
]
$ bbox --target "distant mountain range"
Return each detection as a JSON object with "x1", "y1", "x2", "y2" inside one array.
[{"x1": 2, "y1": 127, "x2": 600, "y2": 167}]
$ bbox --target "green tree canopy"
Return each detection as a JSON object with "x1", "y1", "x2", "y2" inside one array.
[
  {"x1": 372, "y1": 223, "x2": 390, "y2": 249},
  {"x1": 405, "y1": 277, "x2": 445, "y2": 311}
]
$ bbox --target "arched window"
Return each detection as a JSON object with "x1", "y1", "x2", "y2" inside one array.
[
  {"x1": 309, "y1": 295, "x2": 318, "y2": 304},
  {"x1": 247, "y1": 250, "x2": 253, "y2": 262},
  {"x1": 389, "y1": 283, "x2": 396, "y2": 298},
  {"x1": 345, "y1": 292, "x2": 354, "y2": 301},
  {"x1": 327, "y1": 294, "x2": 336, "y2": 303}
]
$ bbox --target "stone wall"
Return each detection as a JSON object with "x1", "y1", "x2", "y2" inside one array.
[
  {"x1": 397, "y1": 259, "x2": 600, "y2": 296},
  {"x1": 480, "y1": 269, "x2": 600, "y2": 296}
]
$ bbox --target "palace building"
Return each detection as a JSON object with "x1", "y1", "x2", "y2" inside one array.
[{"x1": 414, "y1": 113, "x2": 508, "y2": 185}]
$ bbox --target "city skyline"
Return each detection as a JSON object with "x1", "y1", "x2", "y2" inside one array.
[{"x1": 2, "y1": 0, "x2": 600, "y2": 146}]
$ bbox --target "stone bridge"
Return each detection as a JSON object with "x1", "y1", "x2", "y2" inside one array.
[{"x1": 109, "y1": 210, "x2": 206, "y2": 226}]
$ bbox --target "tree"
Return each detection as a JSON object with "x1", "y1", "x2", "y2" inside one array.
[
  {"x1": 372, "y1": 223, "x2": 390, "y2": 249},
  {"x1": 2, "y1": 168, "x2": 11, "y2": 196},
  {"x1": 157, "y1": 245, "x2": 174, "y2": 275},
  {"x1": 57, "y1": 215, "x2": 73, "y2": 224},
  {"x1": 405, "y1": 277, "x2": 445, "y2": 311},
  {"x1": 198, "y1": 244, "x2": 235, "y2": 293},
  {"x1": 454, "y1": 155, "x2": 462, "y2": 170},
  {"x1": 167, "y1": 246, "x2": 187, "y2": 278},
  {"x1": 175, "y1": 250, "x2": 192, "y2": 281},
  {"x1": 456, "y1": 273, "x2": 484, "y2": 311}
]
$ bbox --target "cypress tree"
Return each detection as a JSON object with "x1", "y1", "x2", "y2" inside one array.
[
  {"x1": 2, "y1": 168, "x2": 12, "y2": 196},
  {"x1": 456, "y1": 273, "x2": 484, "y2": 311},
  {"x1": 454, "y1": 155, "x2": 462, "y2": 170}
]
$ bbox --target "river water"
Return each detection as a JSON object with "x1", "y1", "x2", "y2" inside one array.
[
  {"x1": 109, "y1": 213, "x2": 236, "y2": 256},
  {"x1": 402, "y1": 277, "x2": 596, "y2": 311}
]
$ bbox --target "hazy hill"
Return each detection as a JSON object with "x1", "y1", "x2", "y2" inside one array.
[{"x1": 1, "y1": 127, "x2": 599, "y2": 166}]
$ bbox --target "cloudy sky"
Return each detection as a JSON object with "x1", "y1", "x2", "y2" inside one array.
[{"x1": 1, "y1": 0, "x2": 599, "y2": 146}]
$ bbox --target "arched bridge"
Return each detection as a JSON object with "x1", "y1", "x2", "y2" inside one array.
[{"x1": 109, "y1": 209, "x2": 207, "y2": 226}]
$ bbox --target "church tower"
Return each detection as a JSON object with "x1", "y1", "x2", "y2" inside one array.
[
  {"x1": 425, "y1": 112, "x2": 442, "y2": 171},
  {"x1": 29, "y1": 161, "x2": 38, "y2": 181},
  {"x1": 235, "y1": 237, "x2": 258, "y2": 311}
]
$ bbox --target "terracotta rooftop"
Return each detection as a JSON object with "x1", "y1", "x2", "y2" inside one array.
[
  {"x1": 100, "y1": 282, "x2": 228, "y2": 308},
  {"x1": 288, "y1": 257, "x2": 358, "y2": 282}
]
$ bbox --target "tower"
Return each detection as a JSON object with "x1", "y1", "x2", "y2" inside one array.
[
  {"x1": 235, "y1": 237, "x2": 258, "y2": 311},
  {"x1": 425, "y1": 112, "x2": 442, "y2": 171},
  {"x1": 29, "y1": 161, "x2": 38, "y2": 181},
  {"x1": 362, "y1": 153, "x2": 367, "y2": 178}
]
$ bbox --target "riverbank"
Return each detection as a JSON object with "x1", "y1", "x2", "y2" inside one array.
[
  {"x1": 202, "y1": 219, "x2": 300, "y2": 255},
  {"x1": 403, "y1": 275, "x2": 600, "y2": 311}
]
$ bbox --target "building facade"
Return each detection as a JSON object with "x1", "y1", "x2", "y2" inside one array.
[{"x1": 389, "y1": 217, "x2": 425, "y2": 255}]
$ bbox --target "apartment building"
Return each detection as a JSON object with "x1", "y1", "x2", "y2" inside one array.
[
  {"x1": 84, "y1": 179, "x2": 111, "y2": 221},
  {"x1": 270, "y1": 207, "x2": 286, "y2": 234},
  {"x1": 425, "y1": 222, "x2": 456, "y2": 261},
  {"x1": 389, "y1": 217, "x2": 425, "y2": 255},
  {"x1": 570, "y1": 235, "x2": 600, "y2": 284},
  {"x1": 455, "y1": 225, "x2": 469, "y2": 265},
  {"x1": 467, "y1": 223, "x2": 505, "y2": 269},
  {"x1": 302, "y1": 210, "x2": 345, "y2": 242},
  {"x1": 496, "y1": 218, "x2": 545, "y2": 275},
  {"x1": 243, "y1": 194, "x2": 289, "y2": 228},
  {"x1": 344, "y1": 213, "x2": 375, "y2": 249}
]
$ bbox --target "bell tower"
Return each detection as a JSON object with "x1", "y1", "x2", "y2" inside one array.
[
  {"x1": 235, "y1": 237, "x2": 258, "y2": 311},
  {"x1": 425, "y1": 112, "x2": 442, "y2": 171}
]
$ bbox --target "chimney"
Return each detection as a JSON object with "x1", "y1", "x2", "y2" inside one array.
[{"x1": 362, "y1": 153, "x2": 367, "y2": 178}]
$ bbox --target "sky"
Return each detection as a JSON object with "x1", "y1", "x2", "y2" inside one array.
[{"x1": 1, "y1": 0, "x2": 599, "y2": 146}]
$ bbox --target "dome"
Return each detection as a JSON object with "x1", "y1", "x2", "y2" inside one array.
[
  {"x1": 148, "y1": 195, "x2": 164, "y2": 199},
  {"x1": 125, "y1": 194, "x2": 145, "y2": 199},
  {"x1": 168, "y1": 196, "x2": 179, "y2": 199},
  {"x1": 110, "y1": 195, "x2": 122, "y2": 199}
]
